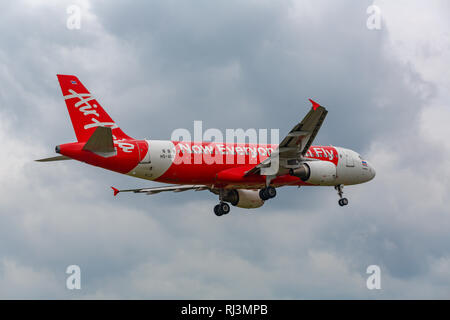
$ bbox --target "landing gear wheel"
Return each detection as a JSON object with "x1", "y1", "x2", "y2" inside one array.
[
  {"x1": 335, "y1": 184, "x2": 349, "y2": 207},
  {"x1": 214, "y1": 202, "x2": 230, "y2": 216},
  {"x1": 338, "y1": 198, "x2": 349, "y2": 206},
  {"x1": 259, "y1": 187, "x2": 276, "y2": 200},
  {"x1": 266, "y1": 186, "x2": 277, "y2": 199},
  {"x1": 220, "y1": 202, "x2": 230, "y2": 215},
  {"x1": 259, "y1": 188, "x2": 269, "y2": 200},
  {"x1": 214, "y1": 204, "x2": 222, "y2": 216}
]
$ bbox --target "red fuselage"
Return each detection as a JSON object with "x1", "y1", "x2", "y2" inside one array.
[{"x1": 58, "y1": 139, "x2": 341, "y2": 188}]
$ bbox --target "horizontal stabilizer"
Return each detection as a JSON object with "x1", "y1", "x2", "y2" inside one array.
[
  {"x1": 111, "y1": 185, "x2": 209, "y2": 196},
  {"x1": 82, "y1": 126, "x2": 115, "y2": 155},
  {"x1": 35, "y1": 155, "x2": 71, "y2": 162}
]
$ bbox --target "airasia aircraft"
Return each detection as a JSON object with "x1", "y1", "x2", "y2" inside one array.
[{"x1": 37, "y1": 75, "x2": 376, "y2": 216}]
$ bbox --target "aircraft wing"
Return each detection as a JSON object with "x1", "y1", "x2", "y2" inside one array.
[
  {"x1": 111, "y1": 185, "x2": 210, "y2": 196},
  {"x1": 278, "y1": 99, "x2": 327, "y2": 158},
  {"x1": 245, "y1": 99, "x2": 327, "y2": 176}
]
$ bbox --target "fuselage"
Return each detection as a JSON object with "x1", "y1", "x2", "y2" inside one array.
[{"x1": 58, "y1": 139, "x2": 376, "y2": 189}]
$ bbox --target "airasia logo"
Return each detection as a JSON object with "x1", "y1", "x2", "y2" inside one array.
[
  {"x1": 64, "y1": 89, "x2": 119, "y2": 130},
  {"x1": 114, "y1": 141, "x2": 134, "y2": 153},
  {"x1": 305, "y1": 147, "x2": 336, "y2": 160},
  {"x1": 64, "y1": 89, "x2": 135, "y2": 153}
]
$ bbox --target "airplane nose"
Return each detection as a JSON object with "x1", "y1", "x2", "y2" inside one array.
[{"x1": 369, "y1": 164, "x2": 376, "y2": 180}]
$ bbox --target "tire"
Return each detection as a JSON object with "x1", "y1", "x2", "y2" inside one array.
[
  {"x1": 220, "y1": 202, "x2": 230, "y2": 215},
  {"x1": 342, "y1": 198, "x2": 348, "y2": 206},
  {"x1": 266, "y1": 186, "x2": 277, "y2": 198},
  {"x1": 214, "y1": 204, "x2": 222, "y2": 216},
  {"x1": 259, "y1": 188, "x2": 269, "y2": 200}
]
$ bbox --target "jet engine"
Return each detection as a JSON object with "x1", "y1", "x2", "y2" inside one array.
[
  {"x1": 289, "y1": 161, "x2": 336, "y2": 185},
  {"x1": 222, "y1": 189, "x2": 265, "y2": 209}
]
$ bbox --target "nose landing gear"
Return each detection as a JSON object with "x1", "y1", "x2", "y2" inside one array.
[{"x1": 335, "y1": 184, "x2": 349, "y2": 206}]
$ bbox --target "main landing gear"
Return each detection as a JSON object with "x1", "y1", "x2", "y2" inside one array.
[
  {"x1": 335, "y1": 184, "x2": 349, "y2": 207},
  {"x1": 259, "y1": 175, "x2": 277, "y2": 201},
  {"x1": 259, "y1": 186, "x2": 277, "y2": 201},
  {"x1": 214, "y1": 189, "x2": 231, "y2": 216},
  {"x1": 214, "y1": 202, "x2": 230, "y2": 216}
]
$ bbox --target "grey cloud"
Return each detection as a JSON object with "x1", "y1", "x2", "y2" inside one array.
[{"x1": 0, "y1": 0, "x2": 449, "y2": 299}]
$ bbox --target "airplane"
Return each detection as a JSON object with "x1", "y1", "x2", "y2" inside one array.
[{"x1": 37, "y1": 75, "x2": 376, "y2": 216}]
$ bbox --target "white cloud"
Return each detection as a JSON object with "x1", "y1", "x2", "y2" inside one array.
[{"x1": 0, "y1": 258, "x2": 62, "y2": 299}]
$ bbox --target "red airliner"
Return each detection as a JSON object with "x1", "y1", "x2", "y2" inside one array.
[{"x1": 37, "y1": 75, "x2": 375, "y2": 216}]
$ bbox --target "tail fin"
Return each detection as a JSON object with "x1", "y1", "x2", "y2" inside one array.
[{"x1": 56, "y1": 75, "x2": 132, "y2": 142}]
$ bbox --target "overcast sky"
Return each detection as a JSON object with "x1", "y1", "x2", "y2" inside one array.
[{"x1": 0, "y1": 0, "x2": 449, "y2": 299}]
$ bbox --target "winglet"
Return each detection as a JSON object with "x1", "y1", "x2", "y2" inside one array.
[
  {"x1": 111, "y1": 186, "x2": 120, "y2": 196},
  {"x1": 309, "y1": 99, "x2": 321, "y2": 111}
]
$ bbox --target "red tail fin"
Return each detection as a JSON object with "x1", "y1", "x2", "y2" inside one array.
[{"x1": 56, "y1": 75, "x2": 132, "y2": 142}]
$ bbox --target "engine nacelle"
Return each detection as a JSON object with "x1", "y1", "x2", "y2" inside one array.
[
  {"x1": 290, "y1": 161, "x2": 336, "y2": 185},
  {"x1": 223, "y1": 189, "x2": 265, "y2": 209}
]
